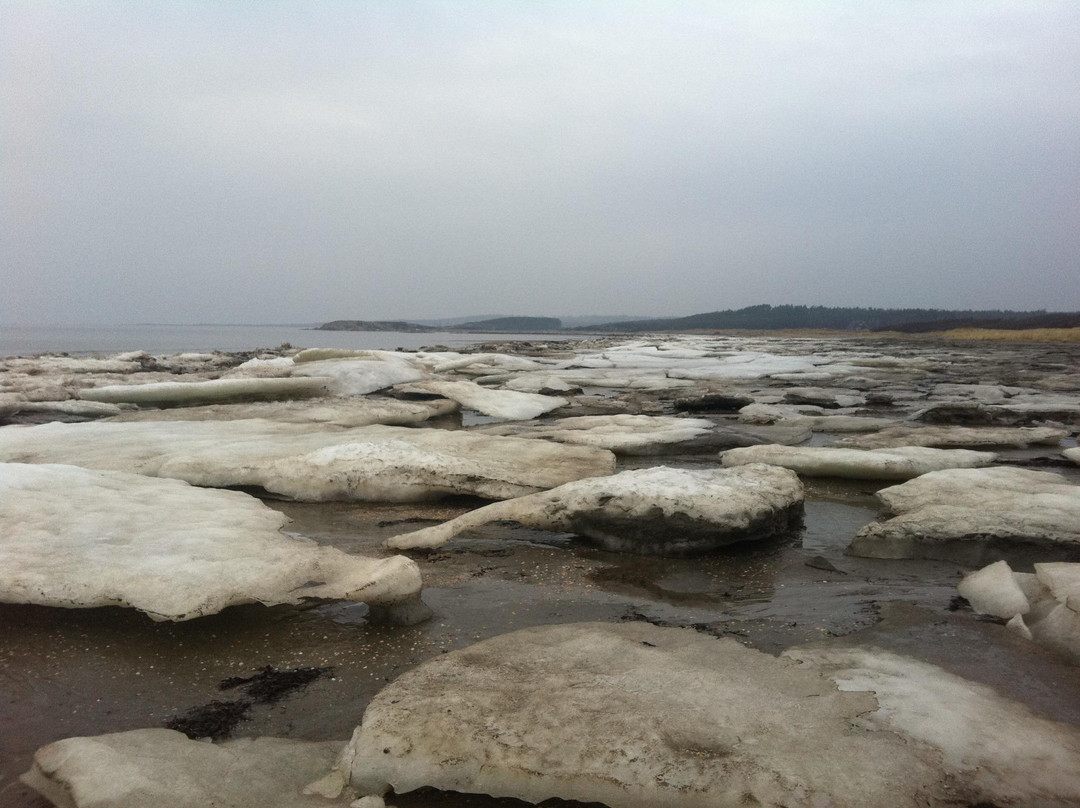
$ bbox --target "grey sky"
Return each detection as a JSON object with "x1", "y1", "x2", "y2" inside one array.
[{"x1": 3, "y1": 1, "x2": 1078, "y2": 325}]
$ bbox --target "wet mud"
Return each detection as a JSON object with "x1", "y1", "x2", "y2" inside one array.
[{"x1": 0, "y1": 474, "x2": 993, "y2": 807}]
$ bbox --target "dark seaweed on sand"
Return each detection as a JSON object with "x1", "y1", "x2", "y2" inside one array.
[
  {"x1": 163, "y1": 666, "x2": 331, "y2": 740},
  {"x1": 164, "y1": 700, "x2": 252, "y2": 741},
  {"x1": 220, "y1": 664, "x2": 331, "y2": 704}
]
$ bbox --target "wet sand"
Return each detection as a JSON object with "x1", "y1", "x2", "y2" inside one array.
[{"x1": 1, "y1": 479, "x2": 1063, "y2": 808}]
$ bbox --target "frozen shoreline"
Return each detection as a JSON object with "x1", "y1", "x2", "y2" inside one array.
[{"x1": 3, "y1": 332, "x2": 1080, "y2": 808}]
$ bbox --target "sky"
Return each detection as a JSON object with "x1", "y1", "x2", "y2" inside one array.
[{"x1": 2, "y1": 1, "x2": 1078, "y2": 326}]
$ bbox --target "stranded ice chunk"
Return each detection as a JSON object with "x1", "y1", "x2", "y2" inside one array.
[
  {"x1": 1, "y1": 399, "x2": 124, "y2": 421},
  {"x1": 291, "y1": 358, "x2": 423, "y2": 396},
  {"x1": 471, "y1": 414, "x2": 720, "y2": 455},
  {"x1": 329, "y1": 622, "x2": 943, "y2": 808},
  {"x1": 79, "y1": 376, "x2": 331, "y2": 405},
  {"x1": 836, "y1": 425, "x2": 1067, "y2": 450},
  {"x1": 720, "y1": 444, "x2": 995, "y2": 480},
  {"x1": 22, "y1": 728, "x2": 350, "y2": 808},
  {"x1": 405, "y1": 380, "x2": 567, "y2": 421},
  {"x1": 386, "y1": 464, "x2": 803, "y2": 556},
  {"x1": 957, "y1": 560, "x2": 1031, "y2": 619},
  {"x1": 787, "y1": 646, "x2": 1080, "y2": 806},
  {"x1": 851, "y1": 467, "x2": 1080, "y2": 562},
  {"x1": 737, "y1": 403, "x2": 894, "y2": 433},
  {"x1": 110, "y1": 397, "x2": 457, "y2": 427},
  {"x1": 0, "y1": 421, "x2": 615, "y2": 503},
  {"x1": 0, "y1": 463, "x2": 425, "y2": 621},
  {"x1": 957, "y1": 559, "x2": 1080, "y2": 664}
]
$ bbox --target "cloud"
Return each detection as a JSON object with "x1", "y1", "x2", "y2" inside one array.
[{"x1": 3, "y1": 0, "x2": 1078, "y2": 324}]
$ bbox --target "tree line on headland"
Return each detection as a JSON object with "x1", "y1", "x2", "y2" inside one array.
[{"x1": 318, "y1": 305, "x2": 1080, "y2": 334}]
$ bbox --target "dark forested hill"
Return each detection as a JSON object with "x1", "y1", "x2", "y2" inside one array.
[
  {"x1": 576, "y1": 305, "x2": 1062, "y2": 332},
  {"x1": 452, "y1": 316, "x2": 562, "y2": 331}
]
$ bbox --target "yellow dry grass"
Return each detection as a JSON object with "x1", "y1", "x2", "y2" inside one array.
[
  {"x1": 936, "y1": 327, "x2": 1080, "y2": 342},
  {"x1": 630, "y1": 327, "x2": 1080, "y2": 342}
]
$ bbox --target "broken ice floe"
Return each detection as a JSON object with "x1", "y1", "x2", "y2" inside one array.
[
  {"x1": 109, "y1": 397, "x2": 457, "y2": 427},
  {"x1": 836, "y1": 424, "x2": 1067, "y2": 450},
  {"x1": 79, "y1": 376, "x2": 331, "y2": 405},
  {"x1": 22, "y1": 728, "x2": 350, "y2": 808},
  {"x1": 471, "y1": 414, "x2": 727, "y2": 455},
  {"x1": 325, "y1": 622, "x2": 944, "y2": 808},
  {"x1": 1066, "y1": 447, "x2": 1080, "y2": 466},
  {"x1": 402, "y1": 379, "x2": 568, "y2": 421},
  {"x1": 559, "y1": 346, "x2": 859, "y2": 380},
  {"x1": 422, "y1": 351, "x2": 550, "y2": 374},
  {"x1": 851, "y1": 467, "x2": 1080, "y2": 562},
  {"x1": 386, "y1": 464, "x2": 803, "y2": 556},
  {"x1": 290, "y1": 358, "x2": 424, "y2": 395},
  {"x1": 786, "y1": 645, "x2": 1080, "y2": 806},
  {"x1": 720, "y1": 444, "x2": 995, "y2": 480},
  {"x1": 781, "y1": 386, "x2": 867, "y2": 408},
  {"x1": 502, "y1": 374, "x2": 580, "y2": 394},
  {"x1": 958, "y1": 559, "x2": 1080, "y2": 664},
  {"x1": 0, "y1": 421, "x2": 615, "y2": 502},
  {"x1": 737, "y1": 402, "x2": 895, "y2": 433},
  {"x1": 0, "y1": 399, "x2": 125, "y2": 422},
  {"x1": 911, "y1": 396, "x2": 1080, "y2": 426},
  {"x1": 0, "y1": 462, "x2": 425, "y2": 621}
]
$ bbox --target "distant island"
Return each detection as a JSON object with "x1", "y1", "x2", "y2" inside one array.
[
  {"x1": 316, "y1": 316, "x2": 562, "y2": 333},
  {"x1": 316, "y1": 306, "x2": 1080, "y2": 335},
  {"x1": 317, "y1": 320, "x2": 438, "y2": 333}
]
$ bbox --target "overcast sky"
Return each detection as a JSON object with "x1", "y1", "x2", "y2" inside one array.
[{"x1": 2, "y1": 1, "x2": 1078, "y2": 325}]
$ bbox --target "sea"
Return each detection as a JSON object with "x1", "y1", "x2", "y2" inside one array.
[{"x1": 0, "y1": 324, "x2": 573, "y2": 357}]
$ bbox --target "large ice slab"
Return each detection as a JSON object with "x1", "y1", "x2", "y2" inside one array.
[
  {"x1": 836, "y1": 425, "x2": 1067, "y2": 450},
  {"x1": 405, "y1": 380, "x2": 567, "y2": 421},
  {"x1": 0, "y1": 399, "x2": 124, "y2": 421},
  {"x1": 787, "y1": 646, "x2": 1080, "y2": 806},
  {"x1": 1067, "y1": 447, "x2": 1080, "y2": 466},
  {"x1": 110, "y1": 397, "x2": 457, "y2": 427},
  {"x1": 737, "y1": 403, "x2": 894, "y2": 433},
  {"x1": 426, "y1": 352, "x2": 549, "y2": 374},
  {"x1": 559, "y1": 346, "x2": 862, "y2": 382},
  {"x1": 79, "y1": 376, "x2": 331, "y2": 405},
  {"x1": 851, "y1": 467, "x2": 1080, "y2": 561},
  {"x1": 326, "y1": 622, "x2": 942, "y2": 808},
  {"x1": 22, "y1": 729, "x2": 349, "y2": 808},
  {"x1": 0, "y1": 463, "x2": 424, "y2": 621},
  {"x1": 386, "y1": 464, "x2": 803, "y2": 556},
  {"x1": 471, "y1": 414, "x2": 721, "y2": 455},
  {"x1": 912, "y1": 396, "x2": 1080, "y2": 426},
  {"x1": 291, "y1": 358, "x2": 423, "y2": 395},
  {"x1": 3, "y1": 355, "x2": 143, "y2": 375},
  {"x1": 0, "y1": 421, "x2": 615, "y2": 502},
  {"x1": 721, "y1": 444, "x2": 995, "y2": 480}
]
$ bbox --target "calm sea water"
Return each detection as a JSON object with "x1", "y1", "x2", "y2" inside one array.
[{"x1": 0, "y1": 325, "x2": 572, "y2": 357}]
